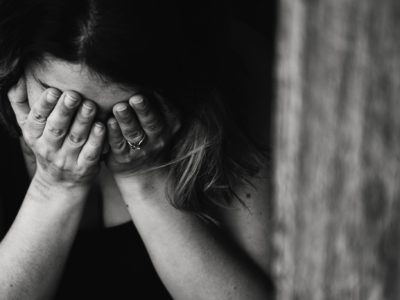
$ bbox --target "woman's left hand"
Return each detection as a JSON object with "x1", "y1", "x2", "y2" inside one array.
[{"x1": 105, "y1": 93, "x2": 180, "y2": 178}]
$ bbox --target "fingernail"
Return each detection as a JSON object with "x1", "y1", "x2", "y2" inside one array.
[
  {"x1": 65, "y1": 93, "x2": 80, "y2": 107},
  {"x1": 82, "y1": 102, "x2": 94, "y2": 117},
  {"x1": 130, "y1": 95, "x2": 143, "y2": 106},
  {"x1": 94, "y1": 122, "x2": 104, "y2": 135},
  {"x1": 47, "y1": 89, "x2": 60, "y2": 103},
  {"x1": 115, "y1": 103, "x2": 128, "y2": 113}
]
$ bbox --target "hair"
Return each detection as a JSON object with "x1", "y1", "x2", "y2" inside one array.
[{"x1": 0, "y1": 0, "x2": 268, "y2": 220}]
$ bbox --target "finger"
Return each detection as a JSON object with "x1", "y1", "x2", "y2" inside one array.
[
  {"x1": 107, "y1": 117, "x2": 129, "y2": 155},
  {"x1": 78, "y1": 122, "x2": 105, "y2": 166},
  {"x1": 25, "y1": 88, "x2": 61, "y2": 139},
  {"x1": 63, "y1": 100, "x2": 97, "y2": 154},
  {"x1": 42, "y1": 91, "x2": 81, "y2": 149},
  {"x1": 8, "y1": 78, "x2": 30, "y2": 127},
  {"x1": 129, "y1": 95, "x2": 164, "y2": 138},
  {"x1": 113, "y1": 102, "x2": 147, "y2": 145}
]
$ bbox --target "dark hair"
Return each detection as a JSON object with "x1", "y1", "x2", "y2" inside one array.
[{"x1": 0, "y1": 0, "x2": 267, "y2": 219}]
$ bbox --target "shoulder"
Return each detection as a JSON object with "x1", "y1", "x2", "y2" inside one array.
[{"x1": 211, "y1": 161, "x2": 273, "y2": 274}]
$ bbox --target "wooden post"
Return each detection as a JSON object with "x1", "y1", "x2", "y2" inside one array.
[{"x1": 273, "y1": 0, "x2": 400, "y2": 299}]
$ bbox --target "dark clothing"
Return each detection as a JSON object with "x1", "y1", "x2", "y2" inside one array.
[
  {"x1": 0, "y1": 130, "x2": 172, "y2": 299},
  {"x1": 55, "y1": 222, "x2": 171, "y2": 299}
]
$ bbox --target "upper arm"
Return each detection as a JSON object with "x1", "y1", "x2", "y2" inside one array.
[{"x1": 214, "y1": 165, "x2": 273, "y2": 275}]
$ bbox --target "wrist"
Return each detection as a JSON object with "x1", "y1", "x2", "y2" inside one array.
[
  {"x1": 29, "y1": 174, "x2": 90, "y2": 206},
  {"x1": 33, "y1": 167, "x2": 92, "y2": 190},
  {"x1": 113, "y1": 170, "x2": 168, "y2": 199}
]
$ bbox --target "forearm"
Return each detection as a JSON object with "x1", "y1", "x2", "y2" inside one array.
[
  {"x1": 0, "y1": 176, "x2": 88, "y2": 299},
  {"x1": 116, "y1": 174, "x2": 271, "y2": 300}
]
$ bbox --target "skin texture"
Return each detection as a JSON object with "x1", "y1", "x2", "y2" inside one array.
[
  {"x1": 0, "y1": 69, "x2": 104, "y2": 299},
  {"x1": 24, "y1": 56, "x2": 179, "y2": 226},
  {"x1": 2, "y1": 56, "x2": 272, "y2": 299}
]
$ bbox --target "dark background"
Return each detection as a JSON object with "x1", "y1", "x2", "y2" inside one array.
[{"x1": 229, "y1": 0, "x2": 278, "y2": 154}]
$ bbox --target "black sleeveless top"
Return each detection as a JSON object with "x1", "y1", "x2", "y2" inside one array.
[{"x1": 0, "y1": 130, "x2": 172, "y2": 299}]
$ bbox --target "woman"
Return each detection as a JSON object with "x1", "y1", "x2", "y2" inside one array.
[{"x1": 0, "y1": 0, "x2": 273, "y2": 299}]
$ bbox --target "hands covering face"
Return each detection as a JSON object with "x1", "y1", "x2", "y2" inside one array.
[
  {"x1": 8, "y1": 77, "x2": 180, "y2": 187},
  {"x1": 107, "y1": 92, "x2": 180, "y2": 177}
]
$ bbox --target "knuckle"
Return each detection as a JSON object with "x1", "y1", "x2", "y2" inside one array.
[
  {"x1": 42, "y1": 102, "x2": 54, "y2": 112},
  {"x1": 76, "y1": 167, "x2": 87, "y2": 177},
  {"x1": 125, "y1": 129, "x2": 143, "y2": 141},
  {"x1": 75, "y1": 166, "x2": 94, "y2": 179},
  {"x1": 83, "y1": 150, "x2": 99, "y2": 161},
  {"x1": 76, "y1": 114, "x2": 92, "y2": 126},
  {"x1": 112, "y1": 148, "x2": 125, "y2": 157},
  {"x1": 47, "y1": 125, "x2": 66, "y2": 138},
  {"x1": 68, "y1": 133, "x2": 85, "y2": 145},
  {"x1": 52, "y1": 157, "x2": 66, "y2": 170},
  {"x1": 110, "y1": 139, "x2": 126, "y2": 154},
  {"x1": 145, "y1": 120, "x2": 163, "y2": 133},
  {"x1": 25, "y1": 124, "x2": 42, "y2": 139},
  {"x1": 113, "y1": 140, "x2": 126, "y2": 150},
  {"x1": 31, "y1": 111, "x2": 47, "y2": 124}
]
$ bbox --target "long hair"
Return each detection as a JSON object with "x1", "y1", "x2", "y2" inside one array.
[{"x1": 0, "y1": 0, "x2": 268, "y2": 219}]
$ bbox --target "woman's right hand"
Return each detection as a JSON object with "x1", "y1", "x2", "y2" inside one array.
[{"x1": 8, "y1": 78, "x2": 105, "y2": 189}]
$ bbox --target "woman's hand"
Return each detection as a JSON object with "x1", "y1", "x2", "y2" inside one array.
[
  {"x1": 8, "y1": 78, "x2": 105, "y2": 188},
  {"x1": 106, "y1": 93, "x2": 180, "y2": 178}
]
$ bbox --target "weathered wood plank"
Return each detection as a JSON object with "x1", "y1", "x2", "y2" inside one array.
[{"x1": 273, "y1": 0, "x2": 400, "y2": 299}]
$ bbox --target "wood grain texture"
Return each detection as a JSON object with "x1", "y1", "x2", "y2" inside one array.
[{"x1": 273, "y1": 0, "x2": 400, "y2": 299}]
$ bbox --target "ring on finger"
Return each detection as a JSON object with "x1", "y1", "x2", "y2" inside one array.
[{"x1": 127, "y1": 133, "x2": 147, "y2": 150}]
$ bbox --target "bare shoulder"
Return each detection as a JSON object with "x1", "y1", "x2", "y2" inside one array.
[
  {"x1": 203, "y1": 20, "x2": 273, "y2": 273},
  {"x1": 211, "y1": 163, "x2": 273, "y2": 274}
]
